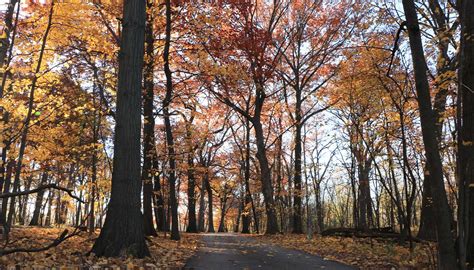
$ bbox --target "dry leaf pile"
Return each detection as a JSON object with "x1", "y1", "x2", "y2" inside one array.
[
  {"x1": 260, "y1": 234, "x2": 437, "y2": 269},
  {"x1": 0, "y1": 226, "x2": 198, "y2": 269}
]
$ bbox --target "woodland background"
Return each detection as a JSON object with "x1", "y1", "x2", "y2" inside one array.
[{"x1": 0, "y1": 0, "x2": 473, "y2": 269}]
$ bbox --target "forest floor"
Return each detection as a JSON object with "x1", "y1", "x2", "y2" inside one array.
[
  {"x1": 0, "y1": 226, "x2": 199, "y2": 269},
  {"x1": 0, "y1": 227, "x2": 437, "y2": 269},
  {"x1": 259, "y1": 234, "x2": 437, "y2": 269},
  {"x1": 184, "y1": 233, "x2": 353, "y2": 269}
]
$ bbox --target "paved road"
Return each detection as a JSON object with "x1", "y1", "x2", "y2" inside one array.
[{"x1": 184, "y1": 233, "x2": 355, "y2": 270}]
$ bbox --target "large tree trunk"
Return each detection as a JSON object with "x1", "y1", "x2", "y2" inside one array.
[
  {"x1": 418, "y1": 0, "x2": 451, "y2": 241},
  {"x1": 29, "y1": 172, "x2": 48, "y2": 226},
  {"x1": 141, "y1": 1, "x2": 157, "y2": 237},
  {"x1": 401, "y1": 0, "x2": 457, "y2": 267},
  {"x1": 459, "y1": 0, "x2": 474, "y2": 267},
  {"x1": 91, "y1": 0, "x2": 149, "y2": 257}
]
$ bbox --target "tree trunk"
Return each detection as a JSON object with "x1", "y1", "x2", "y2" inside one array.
[
  {"x1": 293, "y1": 87, "x2": 303, "y2": 234},
  {"x1": 459, "y1": 0, "x2": 474, "y2": 267},
  {"x1": 0, "y1": 0, "x2": 19, "y2": 96},
  {"x1": 18, "y1": 174, "x2": 33, "y2": 225},
  {"x1": 8, "y1": 0, "x2": 54, "y2": 231},
  {"x1": 401, "y1": 0, "x2": 457, "y2": 267},
  {"x1": 418, "y1": 0, "x2": 451, "y2": 242},
  {"x1": 162, "y1": 0, "x2": 180, "y2": 241},
  {"x1": 241, "y1": 119, "x2": 253, "y2": 233},
  {"x1": 29, "y1": 172, "x2": 48, "y2": 226},
  {"x1": 198, "y1": 175, "x2": 206, "y2": 232},
  {"x1": 253, "y1": 117, "x2": 279, "y2": 234},
  {"x1": 152, "y1": 144, "x2": 166, "y2": 231},
  {"x1": 185, "y1": 118, "x2": 197, "y2": 233},
  {"x1": 141, "y1": 1, "x2": 157, "y2": 236},
  {"x1": 91, "y1": 0, "x2": 149, "y2": 257},
  {"x1": 205, "y1": 173, "x2": 214, "y2": 233}
]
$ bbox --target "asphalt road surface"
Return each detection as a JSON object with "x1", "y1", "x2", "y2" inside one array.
[{"x1": 184, "y1": 233, "x2": 355, "y2": 270}]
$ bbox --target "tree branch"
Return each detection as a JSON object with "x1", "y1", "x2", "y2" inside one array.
[{"x1": 0, "y1": 184, "x2": 85, "y2": 203}]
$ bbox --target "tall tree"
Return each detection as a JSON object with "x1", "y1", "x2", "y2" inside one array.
[
  {"x1": 401, "y1": 0, "x2": 457, "y2": 267},
  {"x1": 459, "y1": 0, "x2": 474, "y2": 267},
  {"x1": 141, "y1": 0, "x2": 158, "y2": 237},
  {"x1": 91, "y1": 0, "x2": 149, "y2": 257},
  {"x1": 163, "y1": 0, "x2": 180, "y2": 241}
]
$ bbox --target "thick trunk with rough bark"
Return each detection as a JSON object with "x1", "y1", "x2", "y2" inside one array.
[{"x1": 91, "y1": 0, "x2": 149, "y2": 257}]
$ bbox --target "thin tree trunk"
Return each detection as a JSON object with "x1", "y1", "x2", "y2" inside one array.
[
  {"x1": 141, "y1": 0, "x2": 158, "y2": 236},
  {"x1": 293, "y1": 86, "x2": 303, "y2": 234},
  {"x1": 162, "y1": 0, "x2": 180, "y2": 241},
  {"x1": 29, "y1": 172, "x2": 48, "y2": 226},
  {"x1": 198, "y1": 175, "x2": 206, "y2": 232},
  {"x1": 8, "y1": 0, "x2": 55, "y2": 231},
  {"x1": 205, "y1": 173, "x2": 214, "y2": 233},
  {"x1": 253, "y1": 115, "x2": 279, "y2": 234},
  {"x1": 152, "y1": 151, "x2": 166, "y2": 231},
  {"x1": 185, "y1": 116, "x2": 197, "y2": 233}
]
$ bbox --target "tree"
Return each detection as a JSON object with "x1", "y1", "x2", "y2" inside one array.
[
  {"x1": 459, "y1": 0, "x2": 474, "y2": 267},
  {"x1": 90, "y1": 0, "x2": 149, "y2": 257},
  {"x1": 401, "y1": 0, "x2": 456, "y2": 267},
  {"x1": 162, "y1": 0, "x2": 180, "y2": 241},
  {"x1": 141, "y1": 0, "x2": 158, "y2": 237}
]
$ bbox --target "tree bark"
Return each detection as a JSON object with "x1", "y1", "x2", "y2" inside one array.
[{"x1": 91, "y1": 0, "x2": 149, "y2": 257}]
